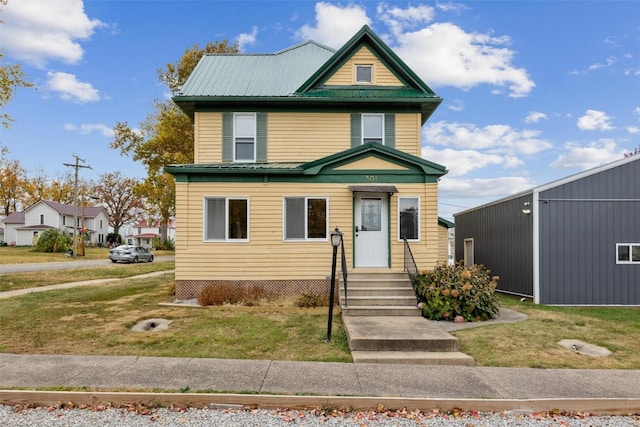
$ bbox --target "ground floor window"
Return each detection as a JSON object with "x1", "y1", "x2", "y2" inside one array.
[
  {"x1": 204, "y1": 197, "x2": 248, "y2": 241},
  {"x1": 616, "y1": 243, "x2": 640, "y2": 264},
  {"x1": 284, "y1": 197, "x2": 327, "y2": 240},
  {"x1": 398, "y1": 197, "x2": 420, "y2": 241}
]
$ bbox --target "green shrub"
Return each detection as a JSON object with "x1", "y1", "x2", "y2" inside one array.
[
  {"x1": 35, "y1": 229, "x2": 72, "y2": 253},
  {"x1": 412, "y1": 262, "x2": 500, "y2": 322},
  {"x1": 152, "y1": 237, "x2": 175, "y2": 250}
]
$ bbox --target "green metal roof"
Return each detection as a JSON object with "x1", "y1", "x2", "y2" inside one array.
[
  {"x1": 173, "y1": 25, "x2": 442, "y2": 123},
  {"x1": 177, "y1": 41, "x2": 336, "y2": 98}
]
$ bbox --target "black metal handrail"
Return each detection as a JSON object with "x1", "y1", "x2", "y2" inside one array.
[
  {"x1": 340, "y1": 239, "x2": 348, "y2": 306},
  {"x1": 403, "y1": 237, "x2": 419, "y2": 282}
]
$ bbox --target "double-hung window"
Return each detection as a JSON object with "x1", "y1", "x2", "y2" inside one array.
[
  {"x1": 398, "y1": 197, "x2": 420, "y2": 241},
  {"x1": 234, "y1": 113, "x2": 256, "y2": 162},
  {"x1": 204, "y1": 197, "x2": 249, "y2": 241},
  {"x1": 616, "y1": 243, "x2": 640, "y2": 264},
  {"x1": 362, "y1": 113, "x2": 384, "y2": 144},
  {"x1": 284, "y1": 197, "x2": 328, "y2": 240}
]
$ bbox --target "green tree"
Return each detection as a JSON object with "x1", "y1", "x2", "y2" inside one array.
[
  {"x1": 111, "y1": 40, "x2": 238, "y2": 241},
  {"x1": 0, "y1": 146, "x2": 27, "y2": 215},
  {"x1": 91, "y1": 171, "x2": 145, "y2": 238}
]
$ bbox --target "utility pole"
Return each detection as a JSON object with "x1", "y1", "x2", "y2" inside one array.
[{"x1": 64, "y1": 155, "x2": 91, "y2": 258}]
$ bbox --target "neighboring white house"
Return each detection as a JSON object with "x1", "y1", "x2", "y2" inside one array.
[
  {"x1": 126, "y1": 218, "x2": 176, "y2": 248},
  {"x1": 2, "y1": 199, "x2": 109, "y2": 246}
]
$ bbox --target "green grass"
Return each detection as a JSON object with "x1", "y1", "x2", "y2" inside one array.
[
  {"x1": 0, "y1": 261, "x2": 175, "y2": 291},
  {"x1": 1, "y1": 249, "x2": 638, "y2": 368},
  {"x1": 0, "y1": 246, "x2": 174, "y2": 264},
  {"x1": 453, "y1": 295, "x2": 640, "y2": 369},
  {"x1": 0, "y1": 275, "x2": 351, "y2": 362}
]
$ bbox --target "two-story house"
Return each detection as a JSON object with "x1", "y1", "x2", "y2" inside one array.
[
  {"x1": 166, "y1": 26, "x2": 448, "y2": 299},
  {"x1": 2, "y1": 199, "x2": 109, "y2": 247},
  {"x1": 126, "y1": 218, "x2": 176, "y2": 248}
]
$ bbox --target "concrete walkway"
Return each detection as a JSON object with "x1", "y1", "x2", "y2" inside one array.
[{"x1": 1, "y1": 353, "x2": 639, "y2": 414}]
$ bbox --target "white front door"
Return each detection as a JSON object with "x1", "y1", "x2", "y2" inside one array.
[{"x1": 354, "y1": 193, "x2": 389, "y2": 267}]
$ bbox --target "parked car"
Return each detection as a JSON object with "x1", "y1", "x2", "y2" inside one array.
[{"x1": 108, "y1": 245, "x2": 154, "y2": 263}]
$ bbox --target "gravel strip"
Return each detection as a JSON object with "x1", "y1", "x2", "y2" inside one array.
[{"x1": 1, "y1": 404, "x2": 638, "y2": 426}]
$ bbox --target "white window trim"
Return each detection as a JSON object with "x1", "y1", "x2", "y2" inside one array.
[
  {"x1": 233, "y1": 112, "x2": 257, "y2": 163},
  {"x1": 397, "y1": 196, "x2": 421, "y2": 242},
  {"x1": 464, "y1": 238, "x2": 474, "y2": 267},
  {"x1": 282, "y1": 196, "x2": 329, "y2": 242},
  {"x1": 355, "y1": 64, "x2": 373, "y2": 84},
  {"x1": 203, "y1": 196, "x2": 250, "y2": 242},
  {"x1": 616, "y1": 243, "x2": 640, "y2": 264},
  {"x1": 361, "y1": 113, "x2": 384, "y2": 145}
]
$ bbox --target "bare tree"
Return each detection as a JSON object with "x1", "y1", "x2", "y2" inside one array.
[{"x1": 91, "y1": 171, "x2": 144, "y2": 238}]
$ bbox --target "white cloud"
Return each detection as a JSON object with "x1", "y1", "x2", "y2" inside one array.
[
  {"x1": 577, "y1": 109, "x2": 614, "y2": 131},
  {"x1": 64, "y1": 123, "x2": 114, "y2": 137},
  {"x1": 295, "y1": 2, "x2": 371, "y2": 48},
  {"x1": 238, "y1": 26, "x2": 259, "y2": 52},
  {"x1": 423, "y1": 121, "x2": 553, "y2": 155},
  {"x1": 46, "y1": 72, "x2": 100, "y2": 103},
  {"x1": 628, "y1": 126, "x2": 640, "y2": 134},
  {"x1": 295, "y1": 3, "x2": 534, "y2": 98},
  {"x1": 447, "y1": 99, "x2": 465, "y2": 112},
  {"x1": 634, "y1": 107, "x2": 640, "y2": 116},
  {"x1": 2, "y1": 0, "x2": 104, "y2": 67},
  {"x1": 377, "y1": 3, "x2": 434, "y2": 36},
  {"x1": 422, "y1": 146, "x2": 521, "y2": 177},
  {"x1": 439, "y1": 176, "x2": 535, "y2": 199},
  {"x1": 393, "y1": 22, "x2": 535, "y2": 98},
  {"x1": 525, "y1": 111, "x2": 548, "y2": 124},
  {"x1": 550, "y1": 139, "x2": 625, "y2": 170}
]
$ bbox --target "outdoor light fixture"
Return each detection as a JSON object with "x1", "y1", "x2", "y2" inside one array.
[
  {"x1": 331, "y1": 228, "x2": 343, "y2": 247},
  {"x1": 327, "y1": 227, "x2": 343, "y2": 342},
  {"x1": 522, "y1": 201, "x2": 531, "y2": 215}
]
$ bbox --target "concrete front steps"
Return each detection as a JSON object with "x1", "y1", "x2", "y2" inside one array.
[
  {"x1": 339, "y1": 271, "x2": 474, "y2": 366},
  {"x1": 339, "y1": 271, "x2": 421, "y2": 317}
]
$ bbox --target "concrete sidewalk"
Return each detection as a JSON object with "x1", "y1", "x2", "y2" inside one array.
[{"x1": 1, "y1": 353, "x2": 639, "y2": 413}]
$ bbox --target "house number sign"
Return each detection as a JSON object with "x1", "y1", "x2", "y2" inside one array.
[{"x1": 364, "y1": 175, "x2": 378, "y2": 182}]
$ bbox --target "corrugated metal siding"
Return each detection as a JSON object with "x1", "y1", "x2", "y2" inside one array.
[
  {"x1": 538, "y1": 159, "x2": 640, "y2": 304},
  {"x1": 455, "y1": 194, "x2": 534, "y2": 297},
  {"x1": 174, "y1": 181, "x2": 440, "y2": 281},
  {"x1": 180, "y1": 42, "x2": 335, "y2": 97}
]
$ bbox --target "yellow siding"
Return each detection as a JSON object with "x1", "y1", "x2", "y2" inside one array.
[
  {"x1": 394, "y1": 113, "x2": 422, "y2": 157},
  {"x1": 174, "y1": 181, "x2": 440, "y2": 281},
  {"x1": 334, "y1": 156, "x2": 408, "y2": 171},
  {"x1": 193, "y1": 112, "x2": 422, "y2": 163},
  {"x1": 326, "y1": 46, "x2": 402, "y2": 86},
  {"x1": 437, "y1": 225, "x2": 450, "y2": 265},
  {"x1": 267, "y1": 112, "x2": 350, "y2": 161},
  {"x1": 194, "y1": 112, "x2": 222, "y2": 163}
]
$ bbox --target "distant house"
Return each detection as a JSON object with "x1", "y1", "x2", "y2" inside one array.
[
  {"x1": 454, "y1": 155, "x2": 640, "y2": 305},
  {"x1": 126, "y1": 218, "x2": 176, "y2": 248},
  {"x1": 2, "y1": 199, "x2": 109, "y2": 247}
]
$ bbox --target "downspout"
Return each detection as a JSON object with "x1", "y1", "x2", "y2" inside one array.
[{"x1": 532, "y1": 190, "x2": 540, "y2": 304}]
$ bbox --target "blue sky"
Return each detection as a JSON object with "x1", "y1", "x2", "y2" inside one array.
[{"x1": 2, "y1": 0, "x2": 639, "y2": 220}]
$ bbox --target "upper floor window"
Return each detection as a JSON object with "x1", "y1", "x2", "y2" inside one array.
[
  {"x1": 355, "y1": 64, "x2": 373, "y2": 84},
  {"x1": 351, "y1": 113, "x2": 394, "y2": 148},
  {"x1": 362, "y1": 114, "x2": 384, "y2": 144},
  {"x1": 284, "y1": 197, "x2": 327, "y2": 241},
  {"x1": 40, "y1": 214, "x2": 44, "y2": 225},
  {"x1": 617, "y1": 243, "x2": 640, "y2": 264},
  {"x1": 204, "y1": 197, "x2": 249, "y2": 241},
  {"x1": 234, "y1": 113, "x2": 256, "y2": 162},
  {"x1": 398, "y1": 197, "x2": 420, "y2": 241}
]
